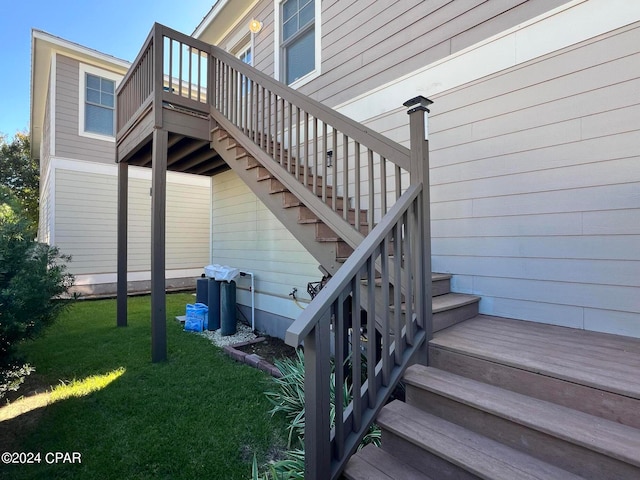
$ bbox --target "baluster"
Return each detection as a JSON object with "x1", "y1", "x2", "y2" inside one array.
[
  {"x1": 395, "y1": 165, "x2": 402, "y2": 201},
  {"x1": 332, "y1": 130, "x2": 337, "y2": 211},
  {"x1": 304, "y1": 112, "x2": 309, "y2": 189},
  {"x1": 367, "y1": 149, "x2": 374, "y2": 232},
  {"x1": 354, "y1": 142, "x2": 361, "y2": 232},
  {"x1": 343, "y1": 134, "x2": 349, "y2": 222},
  {"x1": 322, "y1": 122, "x2": 328, "y2": 203},
  {"x1": 393, "y1": 219, "x2": 403, "y2": 365},
  {"x1": 197, "y1": 49, "x2": 201, "y2": 102},
  {"x1": 404, "y1": 209, "x2": 414, "y2": 345},
  {"x1": 351, "y1": 274, "x2": 362, "y2": 432},
  {"x1": 296, "y1": 107, "x2": 301, "y2": 179},
  {"x1": 380, "y1": 157, "x2": 387, "y2": 215},
  {"x1": 287, "y1": 102, "x2": 293, "y2": 172},
  {"x1": 188, "y1": 46, "x2": 192, "y2": 100},
  {"x1": 178, "y1": 42, "x2": 183, "y2": 97},
  {"x1": 366, "y1": 254, "x2": 377, "y2": 407},
  {"x1": 381, "y1": 235, "x2": 391, "y2": 386},
  {"x1": 267, "y1": 90, "x2": 272, "y2": 156},
  {"x1": 280, "y1": 98, "x2": 285, "y2": 167},
  {"x1": 334, "y1": 293, "x2": 346, "y2": 461},
  {"x1": 313, "y1": 117, "x2": 318, "y2": 196}
]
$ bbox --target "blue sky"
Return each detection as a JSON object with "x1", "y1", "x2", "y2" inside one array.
[{"x1": 0, "y1": 0, "x2": 217, "y2": 137}]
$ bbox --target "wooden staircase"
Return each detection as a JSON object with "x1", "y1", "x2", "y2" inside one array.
[{"x1": 344, "y1": 316, "x2": 640, "y2": 480}]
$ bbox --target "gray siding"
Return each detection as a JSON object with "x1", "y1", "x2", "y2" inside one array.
[
  {"x1": 38, "y1": 81, "x2": 53, "y2": 244},
  {"x1": 358, "y1": 22, "x2": 640, "y2": 336},
  {"x1": 55, "y1": 54, "x2": 119, "y2": 164},
  {"x1": 214, "y1": 0, "x2": 570, "y2": 107}
]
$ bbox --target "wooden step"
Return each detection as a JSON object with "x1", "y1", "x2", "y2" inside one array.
[
  {"x1": 403, "y1": 366, "x2": 640, "y2": 480},
  {"x1": 377, "y1": 400, "x2": 586, "y2": 480},
  {"x1": 296, "y1": 205, "x2": 368, "y2": 226},
  {"x1": 429, "y1": 316, "x2": 640, "y2": 428},
  {"x1": 390, "y1": 293, "x2": 480, "y2": 333},
  {"x1": 343, "y1": 444, "x2": 436, "y2": 480}
]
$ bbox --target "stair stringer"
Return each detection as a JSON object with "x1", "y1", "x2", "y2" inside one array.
[
  {"x1": 210, "y1": 117, "x2": 405, "y2": 334},
  {"x1": 211, "y1": 109, "x2": 367, "y2": 276},
  {"x1": 210, "y1": 131, "x2": 346, "y2": 276}
]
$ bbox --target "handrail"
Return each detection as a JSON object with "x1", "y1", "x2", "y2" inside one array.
[
  {"x1": 210, "y1": 45, "x2": 411, "y2": 168},
  {"x1": 285, "y1": 184, "x2": 430, "y2": 480},
  {"x1": 116, "y1": 24, "x2": 212, "y2": 140},
  {"x1": 210, "y1": 46, "x2": 413, "y2": 238}
]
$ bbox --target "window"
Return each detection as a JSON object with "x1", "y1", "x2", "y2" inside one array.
[
  {"x1": 78, "y1": 64, "x2": 121, "y2": 141},
  {"x1": 278, "y1": 0, "x2": 319, "y2": 85},
  {"x1": 85, "y1": 74, "x2": 115, "y2": 136},
  {"x1": 238, "y1": 45, "x2": 252, "y2": 66}
]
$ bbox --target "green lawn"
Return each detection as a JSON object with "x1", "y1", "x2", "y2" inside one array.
[{"x1": 1, "y1": 294, "x2": 287, "y2": 480}]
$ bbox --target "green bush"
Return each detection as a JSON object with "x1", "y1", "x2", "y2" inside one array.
[
  {"x1": 0, "y1": 192, "x2": 74, "y2": 398},
  {"x1": 252, "y1": 350, "x2": 381, "y2": 479}
]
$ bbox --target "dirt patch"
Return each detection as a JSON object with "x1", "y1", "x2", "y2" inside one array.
[{"x1": 234, "y1": 335, "x2": 298, "y2": 366}]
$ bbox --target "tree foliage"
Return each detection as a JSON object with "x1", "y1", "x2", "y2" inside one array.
[
  {"x1": 0, "y1": 132, "x2": 39, "y2": 230},
  {"x1": 0, "y1": 190, "x2": 74, "y2": 398}
]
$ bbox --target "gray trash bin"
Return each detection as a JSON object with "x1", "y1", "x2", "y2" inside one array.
[{"x1": 220, "y1": 280, "x2": 237, "y2": 336}]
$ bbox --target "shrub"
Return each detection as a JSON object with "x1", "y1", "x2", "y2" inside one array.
[
  {"x1": 0, "y1": 192, "x2": 74, "y2": 398},
  {"x1": 252, "y1": 349, "x2": 381, "y2": 479}
]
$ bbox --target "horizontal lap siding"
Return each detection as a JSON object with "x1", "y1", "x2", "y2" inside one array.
[
  {"x1": 211, "y1": 170, "x2": 319, "y2": 317},
  {"x1": 55, "y1": 168, "x2": 210, "y2": 276},
  {"x1": 426, "y1": 23, "x2": 640, "y2": 336},
  {"x1": 55, "y1": 55, "x2": 119, "y2": 164}
]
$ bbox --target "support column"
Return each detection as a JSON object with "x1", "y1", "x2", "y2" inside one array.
[
  {"x1": 117, "y1": 160, "x2": 128, "y2": 327},
  {"x1": 404, "y1": 96, "x2": 433, "y2": 366},
  {"x1": 151, "y1": 128, "x2": 168, "y2": 362}
]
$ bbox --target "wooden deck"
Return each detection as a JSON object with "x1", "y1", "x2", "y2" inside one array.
[
  {"x1": 346, "y1": 315, "x2": 640, "y2": 479},
  {"x1": 430, "y1": 315, "x2": 640, "y2": 429}
]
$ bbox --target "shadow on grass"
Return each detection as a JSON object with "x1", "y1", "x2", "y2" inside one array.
[{"x1": 1, "y1": 294, "x2": 288, "y2": 480}]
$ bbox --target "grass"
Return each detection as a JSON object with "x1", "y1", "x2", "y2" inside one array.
[{"x1": 0, "y1": 294, "x2": 287, "y2": 480}]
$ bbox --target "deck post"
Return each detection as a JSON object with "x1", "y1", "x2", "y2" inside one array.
[
  {"x1": 304, "y1": 313, "x2": 332, "y2": 479},
  {"x1": 151, "y1": 128, "x2": 168, "y2": 362},
  {"x1": 117, "y1": 160, "x2": 128, "y2": 327},
  {"x1": 405, "y1": 96, "x2": 433, "y2": 366}
]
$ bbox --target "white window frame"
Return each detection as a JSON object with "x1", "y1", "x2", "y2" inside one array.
[
  {"x1": 78, "y1": 63, "x2": 121, "y2": 142},
  {"x1": 274, "y1": 0, "x2": 321, "y2": 88}
]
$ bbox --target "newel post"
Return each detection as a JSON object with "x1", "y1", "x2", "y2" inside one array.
[{"x1": 405, "y1": 96, "x2": 433, "y2": 365}]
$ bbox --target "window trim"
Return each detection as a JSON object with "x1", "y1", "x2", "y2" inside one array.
[
  {"x1": 78, "y1": 63, "x2": 121, "y2": 142},
  {"x1": 274, "y1": 0, "x2": 321, "y2": 88}
]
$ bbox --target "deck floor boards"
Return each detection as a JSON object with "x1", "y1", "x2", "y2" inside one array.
[{"x1": 431, "y1": 316, "x2": 640, "y2": 399}]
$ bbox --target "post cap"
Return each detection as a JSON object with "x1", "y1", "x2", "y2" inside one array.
[{"x1": 404, "y1": 95, "x2": 433, "y2": 114}]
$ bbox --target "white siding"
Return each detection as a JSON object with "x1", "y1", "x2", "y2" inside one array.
[
  {"x1": 211, "y1": 169, "x2": 319, "y2": 320},
  {"x1": 53, "y1": 161, "x2": 211, "y2": 278}
]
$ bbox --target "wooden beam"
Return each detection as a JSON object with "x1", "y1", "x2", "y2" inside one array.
[
  {"x1": 139, "y1": 134, "x2": 183, "y2": 166},
  {"x1": 172, "y1": 148, "x2": 217, "y2": 171},
  {"x1": 190, "y1": 157, "x2": 225, "y2": 175},
  {"x1": 151, "y1": 128, "x2": 168, "y2": 363},
  {"x1": 166, "y1": 139, "x2": 208, "y2": 167},
  {"x1": 117, "y1": 160, "x2": 128, "y2": 327}
]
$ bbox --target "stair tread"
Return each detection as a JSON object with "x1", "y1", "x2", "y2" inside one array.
[
  {"x1": 430, "y1": 315, "x2": 640, "y2": 399},
  {"x1": 403, "y1": 366, "x2": 640, "y2": 467},
  {"x1": 344, "y1": 444, "x2": 436, "y2": 480},
  {"x1": 379, "y1": 400, "x2": 587, "y2": 480},
  {"x1": 432, "y1": 292, "x2": 479, "y2": 313}
]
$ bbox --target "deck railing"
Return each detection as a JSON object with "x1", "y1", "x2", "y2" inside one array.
[
  {"x1": 117, "y1": 25, "x2": 432, "y2": 479},
  {"x1": 116, "y1": 24, "x2": 211, "y2": 139},
  {"x1": 210, "y1": 46, "x2": 413, "y2": 234}
]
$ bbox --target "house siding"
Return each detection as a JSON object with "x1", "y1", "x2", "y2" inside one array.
[
  {"x1": 54, "y1": 163, "x2": 211, "y2": 279},
  {"x1": 211, "y1": 169, "x2": 320, "y2": 319},
  {"x1": 38, "y1": 80, "x2": 53, "y2": 245},
  {"x1": 209, "y1": 0, "x2": 571, "y2": 107},
  {"x1": 54, "y1": 54, "x2": 120, "y2": 164},
  {"x1": 424, "y1": 23, "x2": 640, "y2": 336}
]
